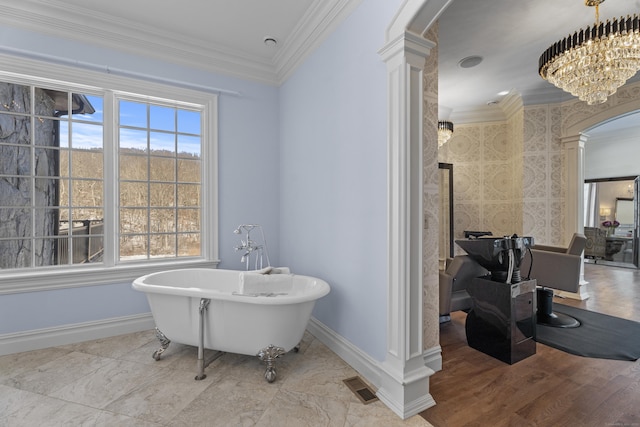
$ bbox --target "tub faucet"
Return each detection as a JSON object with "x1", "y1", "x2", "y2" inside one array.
[{"x1": 234, "y1": 224, "x2": 271, "y2": 270}]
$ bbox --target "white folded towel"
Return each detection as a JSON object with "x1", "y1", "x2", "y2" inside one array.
[
  {"x1": 251, "y1": 266, "x2": 291, "y2": 275},
  {"x1": 239, "y1": 270, "x2": 294, "y2": 295},
  {"x1": 269, "y1": 267, "x2": 291, "y2": 274}
]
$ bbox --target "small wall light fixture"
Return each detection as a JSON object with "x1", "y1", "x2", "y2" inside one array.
[{"x1": 438, "y1": 120, "x2": 454, "y2": 148}]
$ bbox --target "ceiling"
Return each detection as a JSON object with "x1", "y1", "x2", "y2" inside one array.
[
  {"x1": 437, "y1": 0, "x2": 640, "y2": 122},
  {"x1": 52, "y1": 0, "x2": 316, "y2": 64},
  {"x1": 2, "y1": 0, "x2": 639, "y2": 126}
]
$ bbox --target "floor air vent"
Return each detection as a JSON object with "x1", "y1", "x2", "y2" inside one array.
[{"x1": 343, "y1": 376, "x2": 378, "y2": 404}]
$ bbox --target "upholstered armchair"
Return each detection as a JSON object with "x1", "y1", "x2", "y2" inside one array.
[
  {"x1": 520, "y1": 233, "x2": 587, "y2": 328},
  {"x1": 439, "y1": 255, "x2": 488, "y2": 323},
  {"x1": 584, "y1": 226, "x2": 606, "y2": 261}
]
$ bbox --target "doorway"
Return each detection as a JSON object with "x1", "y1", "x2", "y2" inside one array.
[{"x1": 584, "y1": 177, "x2": 639, "y2": 268}]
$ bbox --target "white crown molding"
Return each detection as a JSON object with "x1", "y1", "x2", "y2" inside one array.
[
  {"x1": 449, "y1": 91, "x2": 522, "y2": 125},
  {"x1": 0, "y1": 0, "x2": 361, "y2": 87},
  {"x1": 450, "y1": 106, "x2": 507, "y2": 124},
  {"x1": 274, "y1": 0, "x2": 364, "y2": 84},
  {"x1": 0, "y1": 1, "x2": 278, "y2": 84},
  {"x1": 499, "y1": 91, "x2": 524, "y2": 120}
]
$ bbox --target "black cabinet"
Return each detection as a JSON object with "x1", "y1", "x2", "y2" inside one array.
[{"x1": 465, "y1": 277, "x2": 537, "y2": 364}]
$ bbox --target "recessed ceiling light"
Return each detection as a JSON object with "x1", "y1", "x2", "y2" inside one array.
[
  {"x1": 497, "y1": 90, "x2": 509, "y2": 96},
  {"x1": 263, "y1": 36, "x2": 278, "y2": 47},
  {"x1": 458, "y1": 56, "x2": 483, "y2": 69}
]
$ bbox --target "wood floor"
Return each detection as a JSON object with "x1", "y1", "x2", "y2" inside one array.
[{"x1": 420, "y1": 263, "x2": 640, "y2": 427}]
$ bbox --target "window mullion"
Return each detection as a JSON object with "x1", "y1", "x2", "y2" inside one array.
[
  {"x1": 103, "y1": 90, "x2": 117, "y2": 267},
  {"x1": 30, "y1": 86, "x2": 36, "y2": 269}
]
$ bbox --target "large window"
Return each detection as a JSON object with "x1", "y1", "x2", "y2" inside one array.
[
  {"x1": 0, "y1": 73, "x2": 216, "y2": 287},
  {"x1": 118, "y1": 99, "x2": 202, "y2": 260}
]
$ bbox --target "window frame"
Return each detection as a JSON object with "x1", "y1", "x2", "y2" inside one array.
[{"x1": 0, "y1": 57, "x2": 219, "y2": 295}]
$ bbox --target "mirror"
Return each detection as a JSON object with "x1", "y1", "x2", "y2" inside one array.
[
  {"x1": 439, "y1": 163, "x2": 454, "y2": 267},
  {"x1": 615, "y1": 198, "x2": 634, "y2": 226},
  {"x1": 584, "y1": 177, "x2": 637, "y2": 267}
]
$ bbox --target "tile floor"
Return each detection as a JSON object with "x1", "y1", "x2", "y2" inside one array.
[{"x1": 0, "y1": 330, "x2": 433, "y2": 426}]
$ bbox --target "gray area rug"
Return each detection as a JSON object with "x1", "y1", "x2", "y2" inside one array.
[{"x1": 535, "y1": 304, "x2": 640, "y2": 361}]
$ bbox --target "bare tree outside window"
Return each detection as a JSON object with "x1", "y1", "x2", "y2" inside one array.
[
  {"x1": 0, "y1": 80, "x2": 204, "y2": 271},
  {"x1": 118, "y1": 100, "x2": 202, "y2": 261}
]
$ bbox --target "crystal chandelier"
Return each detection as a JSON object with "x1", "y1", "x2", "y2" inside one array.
[
  {"x1": 438, "y1": 121, "x2": 454, "y2": 148},
  {"x1": 538, "y1": 0, "x2": 640, "y2": 105}
]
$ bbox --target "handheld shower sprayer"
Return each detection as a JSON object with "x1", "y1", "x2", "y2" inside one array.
[
  {"x1": 234, "y1": 224, "x2": 257, "y2": 235},
  {"x1": 233, "y1": 224, "x2": 271, "y2": 270}
]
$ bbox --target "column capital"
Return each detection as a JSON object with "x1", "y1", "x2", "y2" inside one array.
[
  {"x1": 379, "y1": 30, "x2": 435, "y2": 67},
  {"x1": 560, "y1": 133, "x2": 587, "y2": 147}
]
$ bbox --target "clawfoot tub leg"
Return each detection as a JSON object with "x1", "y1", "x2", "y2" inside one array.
[
  {"x1": 195, "y1": 298, "x2": 211, "y2": 380},
  {"x1": 152, "y1": 328, "x2": 171, "y2": 361},
  {"x1": 257, "y1": 344, "x2": 286, "y2": 383}
]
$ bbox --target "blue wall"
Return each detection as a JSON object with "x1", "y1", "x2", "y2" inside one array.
[
  {"x1": 279, "y1": 0, "x2": 401, "y2": 361},
  {"x1": 0, "y1": 283, "x2": 148, "y2": 334}
]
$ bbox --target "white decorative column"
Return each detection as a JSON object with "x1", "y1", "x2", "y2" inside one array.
[
  {"x1": 377, "y1": 30, "x2": 436, "y2": 419},
  {"x1": 560, "y1": 133, "x2": 589, "y2": 300}
]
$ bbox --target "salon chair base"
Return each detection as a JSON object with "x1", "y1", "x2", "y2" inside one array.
[{"x1": 536, "y1": 288, "x2": 580, "y2": 328}]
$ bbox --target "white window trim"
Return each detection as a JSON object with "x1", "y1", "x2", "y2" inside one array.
[{"x1": 0, "y1": 55, "x2": 219, "y2": 295}]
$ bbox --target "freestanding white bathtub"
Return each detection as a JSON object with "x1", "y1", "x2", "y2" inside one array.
[{"x1": 132, "y1": 268, "x2": 330, "y2": 382}]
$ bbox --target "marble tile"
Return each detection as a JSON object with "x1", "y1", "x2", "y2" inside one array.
[
  {"x1": 105, "y1": 364, "x2": 214, "y2": 424},
  {"x1": 0, "y1": 330, "x2": 430, "y2": 426},
  {"x1": 0, "y1": 390, "x2": 67, "y2": 426},
  {"x1": 0, "y1": 347, "x2": 71, "y2": 383},
  {"x1": 4, "y1": 351, "x2": 113, "y2": 395},
  {"x1": 281, "y1": 339, "x2": 361, "y2": 403},
  {"x1": 55, "y1": 329, "x2": 156, "y2": 359},
  {"x1": 255, "y1": 388, "x2": 350, "y2": 427},
  {"x1": 48, "y1": 358, "x2": 166, "y2": 409},
  {"x1": 120, "y1": 338, "x2": 195, "y2": 366},
  {"x1": 345, "y1": 400, "x2": 433, "y2": 426},
  {"x1": 213, "y1": 351, "x2": 288, "y2": 386},
  {"x1": 0, "y1": 384, "x2": 51, "y2": 419},
  {"x1": 2, "y1": 394, "x2": 162, "y2": 427},
  {"x1": 0, "y1": 383, "x2": 163, "y2": 427},
  {"x1": 90, "y1": 411, "x2": 165, "y2": 427},
  {"x1": 170, "y1": 377, "x2": 280, "y2": 426}
]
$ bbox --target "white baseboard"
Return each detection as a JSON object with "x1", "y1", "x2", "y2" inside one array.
[
  {"x1": 306, "y1": 317, "x2": 383, "y2": 388},
  {"x1": 0, "y1": 313, "x2": 156, "y2": 356},
  {"x1": 423, "y1": 345, "x2": 442, "y2": 372},
  {"x1": 307, "y1": 317, "x2": 438, "y2": 419}
]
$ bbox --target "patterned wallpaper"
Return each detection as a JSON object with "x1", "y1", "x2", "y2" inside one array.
[
  {"x1": 439, "y1": 116, "x2": 525, "y2": 252},
  {"x1": 438, "y1": 80, "x2": 640, "y2": 250},
  {"x1": 422, "y1": 23, "x2": 440, "y2": 351},
  {"x1": 522, "y1": 104, "x2": 565, "y2": 246}
]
